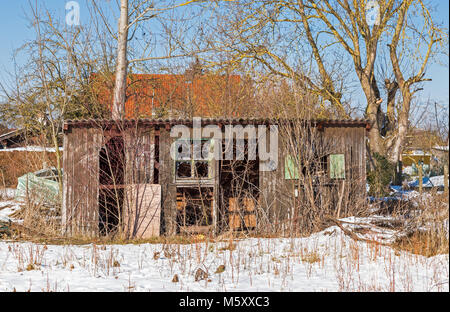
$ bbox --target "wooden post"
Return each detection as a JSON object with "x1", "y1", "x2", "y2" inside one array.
[
  {"x1": 159, "y1": 127, "x2": 177, "y2": 236},
  {"x1": 444, "y1": 164, "x2": 448, "y2": 195},
  {"x1": 418, "y1": 163, "x2": 423, "y2": 194},
  {"x1": 213, "y1": 154, "x2": 219, "y2": 236}
]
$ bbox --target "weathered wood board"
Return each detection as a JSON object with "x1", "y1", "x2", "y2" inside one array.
[{"x1": 124, "y1": 184, "x2": 161, "y2": 238}]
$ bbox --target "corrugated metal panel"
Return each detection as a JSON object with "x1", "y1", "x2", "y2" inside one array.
[{"x1": 64, "y1": 118, "x2": 371, "y2": 131}]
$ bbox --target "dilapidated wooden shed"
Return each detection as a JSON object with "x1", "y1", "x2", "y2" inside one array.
[{"x1": 62, "y1": 118, "x2": 370, "y2": 238}]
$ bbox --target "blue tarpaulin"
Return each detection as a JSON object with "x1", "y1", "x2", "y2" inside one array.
[{"x1": 408, "y1": 177, "x2": 433, "y2": 188}]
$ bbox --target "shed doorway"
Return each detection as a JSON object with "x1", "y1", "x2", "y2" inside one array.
[{"x1": 98, "y1": 136, "x2": 125, "y2": 236}]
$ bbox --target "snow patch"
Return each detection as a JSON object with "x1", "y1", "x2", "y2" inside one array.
[
  {"x1": 0, "y1": 225, "x2": 447, "y2": 292},
  {"x1": 0, "y1": 146, "x2": 62, "y2": 152}
]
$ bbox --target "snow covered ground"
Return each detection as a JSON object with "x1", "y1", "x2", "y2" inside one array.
[
  {"x1": 429, "y1": 175, "x2": 446, "y2": 187},
  {"x1": 0, "y1": 146, "x2": 62, "y2": 152},
  {"x1": 0, "y1": 188, "x2": 448, "y2": 292},
  {"x1": 0, "y1": 226, "x2": 448, "y2": 292},
  {"x1": 0, "y1": 188, "x2": 15, "y2": 199}
]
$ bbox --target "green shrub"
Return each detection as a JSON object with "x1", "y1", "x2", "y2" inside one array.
[{"x1": 367, "y1": 153, "x2": 395, "y2": 197}]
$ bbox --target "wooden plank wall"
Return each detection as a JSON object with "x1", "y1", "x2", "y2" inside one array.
[
  {"x1": 62, "y1": 126, "x2": 103, "y2": 237},
  {"x1": 124, "y1": 184, "x2": 161, "y2": 238},
  {"x1": 323, "y1": 126, "x2": 367, "y2": 208},
  {"x1": 258, "y1": 125, "x2": 367, "y2": 233},
  {"x1": 62, "y1": 122, "x2": 366, "y2": 237},
  {"x1": 159, "y1": 127, "x2": 177, "y2": 235},
  {"x1": 258, "y1": 127, "x2": 281, "y2": 233},
  {"x1": 322, "y1": 126, "x2": 365, "y2": 179},
  {"x1": 124, "y1": 127, "x2": 155, "y2": 185},
  {"x1": 122, "y1": 127, "x2": 160, "y2": 238}
]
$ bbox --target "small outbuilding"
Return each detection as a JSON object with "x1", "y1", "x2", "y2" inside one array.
[{"x1": 61, "y1": 117, "x2": 370, "y2": 238}]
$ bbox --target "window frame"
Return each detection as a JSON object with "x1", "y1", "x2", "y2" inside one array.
[{"x1": 174, "y1": 138, "x2": 214, "y2": 181}]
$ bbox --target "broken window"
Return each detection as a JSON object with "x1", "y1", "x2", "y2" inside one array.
[
  {"x1": 176, "y1": 161, "x2": 192, "y2": 178},
  {"x1": 174, "y1": 139, "x2": 213, "y2": 180},
  {"x1": 176, "y1": 187, "x2": 213, "y2": 233},
  {"x1": 194, "y1": 161, "x2": 209, "y2": 178}
]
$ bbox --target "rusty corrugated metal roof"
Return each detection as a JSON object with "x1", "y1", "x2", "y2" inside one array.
[{"x1": 63, "y1": 117, "x2": 371, "y2": 131}]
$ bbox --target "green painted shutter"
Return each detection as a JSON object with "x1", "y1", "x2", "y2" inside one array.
[
  {"x1": 285, "y1": 155, "x2": 299, "y2": 179},
  {"x1": 330, "y1": 154, "x2": 345, "y2": 179}
]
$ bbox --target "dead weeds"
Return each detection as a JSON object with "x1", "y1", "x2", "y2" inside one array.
[{"x1": 393, "y1": 230, "x2": 449, "y2": 257}]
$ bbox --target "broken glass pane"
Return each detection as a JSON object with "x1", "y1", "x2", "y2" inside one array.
[{"x1": 176, "y1": 161, "x2": 192, "y2": 178}]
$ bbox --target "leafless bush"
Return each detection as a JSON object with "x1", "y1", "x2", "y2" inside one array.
[
  {"x1": 253, "y1": 119, "x2": 368, "y2": 237},
  {"x1": 393, "y1": 192, "x2": 449, "y2": 257}
]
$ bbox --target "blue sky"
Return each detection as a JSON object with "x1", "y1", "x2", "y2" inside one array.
[{"x1": 0, "y1": 0, "x2": 448, "y2": 109}]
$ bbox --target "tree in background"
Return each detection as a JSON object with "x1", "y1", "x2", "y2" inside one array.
[
  {"x1": 94, "y1": 0, "x2": 218, "y2": 120},
  {"x1": 1, "y1": 0, "x2": 447, "y2": 190},
  {"x1": 201, "y1": 0, "x2": 447, "y2": 184},
  {"x1": 0, "y1": 2, "x2": 117, "y2": 195}
]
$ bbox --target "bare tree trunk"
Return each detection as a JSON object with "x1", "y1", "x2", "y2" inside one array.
[
  {"x1": 112, "y1": 0, "x2": 129, "y2": 120},
  {"x1": 384, "y1": 79, "x2": 399, "y2": 134},
  {"x1": 361, "y1": 75, "x2": 385, "y2": 156},
  {"x1": 390, "y1": 96, "x2": 411, "y2": 184},
  {"x1": 386, "y1": 1, "x2": 430, "y2": 186}
]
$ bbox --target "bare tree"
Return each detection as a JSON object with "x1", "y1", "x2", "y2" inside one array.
[
  {"x1": 203, "y1": 0, "x2": 447, "y2": 179},
  {"x1": 386, "y1": 0, "x2": 446, "y2": 182},
  {"x1": 112, "y1": 0, "x2": 130, "y2": 120},
  {"x1": 0, "y1": 1, "x2": 118, "y2": 200},
  {"x1": 92, "y1": 0, "x2": 216, "y2": 120}
]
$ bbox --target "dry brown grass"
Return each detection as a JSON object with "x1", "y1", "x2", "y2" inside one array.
[
  {"x1": 393, "y1": 230, "x2": 449, "y2": 257},
  {"x1": 4, "y1": 230, "x2": 216, "y2": 246},
  {"x1": 390, "y1": 191, "x2": 449, "y2": 257},
  {"x1": 0, "y1": 151, "x2": 57, "y2": 187},
  {"x1": 300, "y1": 250, "x2": 321, "y2": 263}
]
